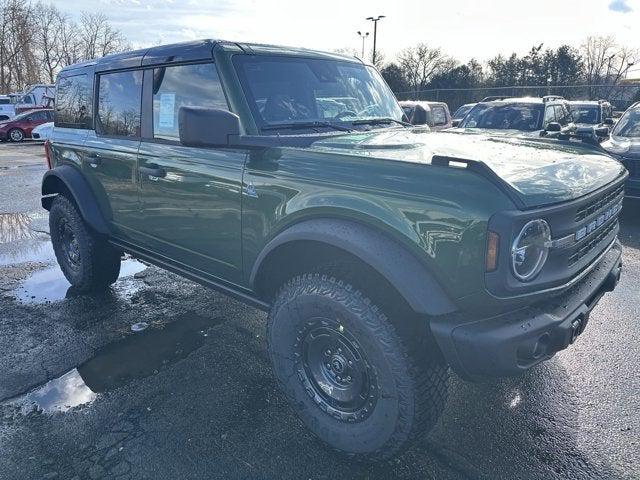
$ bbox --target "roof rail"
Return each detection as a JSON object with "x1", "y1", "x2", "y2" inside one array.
[
  {"x1": 542, "y1": 95, "x2": 565, "y2": 102},
  {"x1": 480, "y1": 96, "x2": 512, "y2": 102}
]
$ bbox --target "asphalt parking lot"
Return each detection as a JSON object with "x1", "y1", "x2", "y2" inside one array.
[{"x1": 0, "y1": 142, "x2": 638, "y2": 480}]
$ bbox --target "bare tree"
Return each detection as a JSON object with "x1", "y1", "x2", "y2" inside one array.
[
  {"x1": 398, "y1": 44, "x2": 453, "y2": 93},
  {"x1": 34, "y1": 3, "x2": 67, "y2": 83},
  {"x1": 79, "y1": 12, "x2": 128, "y2": 60},
  {"x1": 581, "y1": 35, "x2": 638, "y2": 98},
  {"x1": 0, "y1": 0, "x2": 38, "y2": 91}
]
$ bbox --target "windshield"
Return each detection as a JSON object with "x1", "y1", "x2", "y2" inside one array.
[
  {"x1": 611, "y1": 108, "x2": 640, "y2": 138},
  {"x1": 569, "y1": 104, "x2": 600, "y2": 124},
  {"x1": 233, "y1": 55, "x2": 404, "y2": 131},
  {"x1": 453, "y1": 104, "x2": 474, "y2": 119},
  {"x1": 460, "y1": 103, "x2": 543, "y2": 131}
]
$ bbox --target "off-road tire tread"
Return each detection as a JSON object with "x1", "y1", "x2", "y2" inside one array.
[
  {"x1": 267, "y1": 273, "x2": 448, "y2": 462},
  {"x1": 49, "y1": 194, "x2": 121, "y2": 291}
]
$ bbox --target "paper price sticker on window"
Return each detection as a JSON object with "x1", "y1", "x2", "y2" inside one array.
[{"x1": 158, "y1": 93, "x2": 176, "y2": 128}]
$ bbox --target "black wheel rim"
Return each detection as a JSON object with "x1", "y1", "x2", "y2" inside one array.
[
  {"x1": 57, "y1": 218, "x2": 80, "y2": 267},
  {"x1": 294, "y1": 317, "x2": 378, "y2": 423}
]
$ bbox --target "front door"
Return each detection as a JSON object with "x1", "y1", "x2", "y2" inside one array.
[
  {"x1": 136, "y1": 62, "x2": 245, "y2": 285},
  {"x1": 83, "y1": 69, "x2": 143, "y2": 240}
]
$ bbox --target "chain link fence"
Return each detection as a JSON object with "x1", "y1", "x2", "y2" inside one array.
[{"x1": 395, "y1": 84, "x2": 640, "y2": 113}]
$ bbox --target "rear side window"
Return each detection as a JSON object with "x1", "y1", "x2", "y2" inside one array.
[
  {"x1": 55, "y1": 74, "x2": 92, "y2": 128},
  {"x1": 0, "y1": 98, "x2": 10, "y2": 105},
  {"x1": 431, "y1": 106, "x2": 447, "y2": 126},
  {"x1": 97, "y1": 70, "x2": 142, "y2": 137},
  {"x1": 152, "y1": 63, "x2": 227, "y2": 141}
]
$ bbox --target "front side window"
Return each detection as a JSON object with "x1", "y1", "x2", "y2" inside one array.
[
  {"x1": 55, "y1": 74, "x2": 92, "y2": 128},
  {"x1": 569, "y1": 104, "x2": 599, "y2": 124},
  {"x1": 233, "y1": 55, "x2": 404, "y2": 130},
  {"x1": 612, "y1": 108, "x2": 640, "y2": 138},
  {"x1": 152, "y1": 63, "x2": 228, "y2": 141},
  {"x1": 97, "y1": 70, "x2": 142, "y2": 137},
  {"x1": 461, "y1": 103, "x2": 544, "y2": 131}
]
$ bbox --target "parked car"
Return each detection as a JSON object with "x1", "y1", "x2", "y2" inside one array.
[
  {"x1": 0, "y1": 109, "x2": 54, "y2": 142},
  {"x1": 568, "y1": 100, "x2": 614, "y2": 141},
  {"x1": 454, "y1": 96, "x2": 576, "y2": 138},
  {"x1": 399, "y1": 100, "x2": 452, "y2": 130},
  {"x1": 44, "y1": 40, "x2": 625, "y2": 461},
  {"x1": 31, "y1": 121, "x2": 54, "y2": 141},
  {"x1": 0, "y1": 95, "x2": 16, "y2": 120},
  {"x1": 451, "y1": 102, "x2": 476, "y2": 125},
  {"x1": 602, "y1": 101, "x2": 640, "y2": 199}
]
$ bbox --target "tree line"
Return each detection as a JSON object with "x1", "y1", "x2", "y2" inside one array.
[
  {"x1": 378, "y1": 35, "x2": 638, "y2": 102},
  {"x1": 0, "y1": 0, "x2": 128, "y2": 93}
]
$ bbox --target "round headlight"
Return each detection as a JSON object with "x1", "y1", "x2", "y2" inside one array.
[{"x1": 511, "y1": 219, "x2": 551, "y2": 282}]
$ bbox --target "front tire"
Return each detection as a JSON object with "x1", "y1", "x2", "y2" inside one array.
[
  {"x1": 8, "y1": 128, "x2": 24, "y2": 142},
  {"x1": 267, "y1": 274, "x2": 448, "y2": 461},
  {"x1": 49, "y1": 195, "x2": 121, "y2": 292}
]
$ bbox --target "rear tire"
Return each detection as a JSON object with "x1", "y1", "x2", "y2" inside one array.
[
  {"x1": 8, "y1": 128, "x2": 24, "y2": 142},
  {"x1": 49, "y1": 195, "x2": 121, "y2": 292},
  {"x1": 267, "y1": 274, "x2": 448, "y2": 461}
]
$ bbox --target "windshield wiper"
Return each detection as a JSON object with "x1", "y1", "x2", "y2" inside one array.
[
  {"x1": 261, "y1": 121, "x2": 353, "y2": 132},
  {"x1": 351, "y1": 117, "x2": 412, "y2": 127}
]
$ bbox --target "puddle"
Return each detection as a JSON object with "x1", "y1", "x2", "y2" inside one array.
[
  {"x1": 0, "y1": 213, "x2": 38, "y2": 243},
  {"x1": 5, "y1": 313, "x2": 222, "y2": 414},
  {"x1": 14, "y1": 259, "x2": 147, "y2": 304},
  {"x1": 0, "y1": 239, "x2": 55, "y2": 266}
]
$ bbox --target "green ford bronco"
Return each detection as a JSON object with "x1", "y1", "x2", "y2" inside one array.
[{"x1": 43, "y1": 40, "x2": 626, "y2": 461}]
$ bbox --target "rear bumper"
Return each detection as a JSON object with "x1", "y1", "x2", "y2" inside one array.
[{"x1": 430, "y1": 239, "x2": 622, "y2": 380}]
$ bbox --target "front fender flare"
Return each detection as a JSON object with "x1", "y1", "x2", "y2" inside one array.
[
  {"x1": 41, "y1": 165, "x2": 111, "y2": 235},
  {"x1": 250, "y1": 218, "x2": 457, "y2": 316}
]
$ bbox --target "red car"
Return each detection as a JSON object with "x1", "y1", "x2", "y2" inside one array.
[{"x1": 0, "y1": 109, "x2": 54, "y2": 142}]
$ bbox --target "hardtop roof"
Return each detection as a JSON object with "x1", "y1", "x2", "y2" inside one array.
[{"x1": 58, "y1": 39, "x2": 363, "y2": 76}]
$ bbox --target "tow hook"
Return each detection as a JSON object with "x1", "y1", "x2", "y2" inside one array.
[{"x1": 570, "y1": 316, "x2": 585, "y2": 344}]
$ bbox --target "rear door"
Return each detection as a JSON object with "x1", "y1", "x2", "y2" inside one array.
[
  {"x1": 83, "y1": 70, "x2": 143, "y2": 240},
  {"x1": 136, "y1": 62, "x2": 246, "y2": 285}
]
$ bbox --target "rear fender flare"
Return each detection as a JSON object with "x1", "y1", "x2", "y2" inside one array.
[{"x1": 41, "y1": 165, "x2": 110, "y2": 235}]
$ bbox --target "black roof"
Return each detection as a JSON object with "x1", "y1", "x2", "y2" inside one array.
[{"x1": 59, "y1": 39, "x2": 361, "y2": 76}]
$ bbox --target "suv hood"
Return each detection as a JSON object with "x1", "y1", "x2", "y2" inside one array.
[{"x1": 308, "y1": 128, "x2": 626, "y2": 208}]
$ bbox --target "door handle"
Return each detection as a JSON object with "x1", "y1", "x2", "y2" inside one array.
[
  {"x1": 139, "y1": 165, "x2": 166, "y2": 179},
  {"x1": 85, "y1": 153, "x2": 101, "y2": 167}
]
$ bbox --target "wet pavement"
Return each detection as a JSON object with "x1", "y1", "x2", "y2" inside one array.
[{"x1": 0, "y1": 142, "x2": 639, "y2": 479}]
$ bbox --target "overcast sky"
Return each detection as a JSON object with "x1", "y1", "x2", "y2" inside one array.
[{"x1": 51, "y1": 0, "x2": 640, "y2": 68}]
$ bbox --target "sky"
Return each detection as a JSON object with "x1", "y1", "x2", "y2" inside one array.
[{"x1": 51, "y1": 0, "x2": 640, "y2": 69}]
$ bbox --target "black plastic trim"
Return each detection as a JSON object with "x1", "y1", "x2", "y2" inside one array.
[
  {"x1": 41, "y1": 165, "x2": 110, "y2": 235},
  {"x1": 250, "y1": 218, "x2": 457, "y2": 316}
]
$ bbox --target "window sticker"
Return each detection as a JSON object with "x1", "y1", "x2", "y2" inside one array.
[{"x1": 158, "y1": 93, "x2": 176, "y2": 128}]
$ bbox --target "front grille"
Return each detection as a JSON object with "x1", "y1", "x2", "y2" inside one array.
[
  {"x1": 575, "y1": 184, "x2": 624, "y2": 222},
  {"x1": 622, "y1": 157, "x2": 639, "y2": 178},
  {"x1": 568, "y1": 220, "x2": 617, "y2": 266}
]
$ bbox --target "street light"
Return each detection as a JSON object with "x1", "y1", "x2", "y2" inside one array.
[
  {"x1": 366, "y1": 15, "x2": 385, "y2": 65},
  {"x1": 356, "y1": 31, "x2": 369, "y2": 59}
]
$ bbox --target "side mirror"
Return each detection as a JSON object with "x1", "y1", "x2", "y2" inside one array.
[
  {"x1": 604, "y1": 117, "x2": 614, "y2": 126},
  {"x1": 594, "y1": 126, "x2": 610, "y2": 138},
  {"x1": 452, "y1": 119, "x2": 461, "y2": 127},
  {"x1": 546, "y1": 122, "x2": 562, "y2": 132},
  {"x1": 179, "y1": 107, "x2": 240, "y2": 148}
]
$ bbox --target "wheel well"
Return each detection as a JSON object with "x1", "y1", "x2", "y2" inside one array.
[
  {"x1": 42, "y1": 175, "x2": 72, "y2": 210},
  {"x1": 255, "y1": 240, "x2": 415, "y2": 318},
  {"x1": 255, "y1": 239, "x2": 441, "y2": 355}
]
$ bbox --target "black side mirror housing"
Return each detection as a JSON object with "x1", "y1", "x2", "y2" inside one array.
[
  {"x1": 594, "y1": 126, "x2": 610, "y2": 137},
  {"x1": 546, "y1": 122, "x2": 562, "y2": 132},
  {"x1": 179, "y1": 107, "x2": 240, "y2": 148},
  {"x1": 604, "y1": 117, "x2": 614, "y2": 126},
  {"x1": 451, "y1": 119, "x2": 461, "y2": 127}
]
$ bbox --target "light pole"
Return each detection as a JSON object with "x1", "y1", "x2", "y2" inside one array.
[
  {"x1": 356, "y1": 31, "x2": 369, "y2": 59},
  {"x1": 366, "y1": 15, "x2": 385, "y2": 65}
]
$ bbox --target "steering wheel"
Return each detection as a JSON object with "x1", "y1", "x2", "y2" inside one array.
[
  {"x1": 334, "y1": 110, "x2": 358, "y2": 120},
  {"x1": 357, "y1": 105, "x2": 379, "y2": 117}
]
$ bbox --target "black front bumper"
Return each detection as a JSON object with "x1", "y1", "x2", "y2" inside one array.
[{"x1": 430, "y1": 239, "x2": 622, "y2": 380}]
